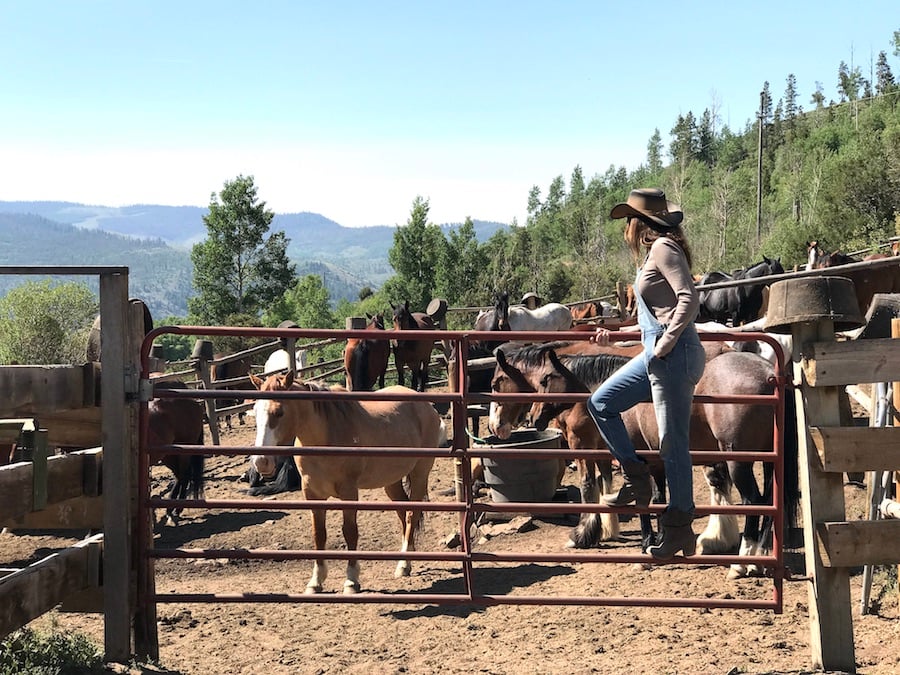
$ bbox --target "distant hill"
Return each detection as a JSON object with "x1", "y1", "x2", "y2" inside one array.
[{"x1": 0, "y1": 201, "x2": 508, "y2": 317}]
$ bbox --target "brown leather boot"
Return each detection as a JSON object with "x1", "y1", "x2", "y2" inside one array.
[
  {"x1": 601, "y1": 459, "x2": 652, "y2": 507},
  {"x1": 648, "y1": 508, "x2": 696, "y2": 559}
]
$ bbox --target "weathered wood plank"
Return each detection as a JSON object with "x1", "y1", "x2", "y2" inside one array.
[
  {"x1": 0, "y1": 364, "x2": 97, "y2": 415},
  {"x1": 0, "y1": 534, "x2": 102, "y2": 639},
  {"x1": 819, "y1": 520, "x2": 900, "y2": 567},
  {"x1": 0, "y1": 495, "x2": 103, "y2": 530},
  {"x1": 803, "y1": 337, "x2": 900, "y2": 386},
  {"x1": 809, "y1": 426, "x2": 900, "y2": 472},
  {"x1": 0, "y1": 449, "x2": 101, "y2": 521}
]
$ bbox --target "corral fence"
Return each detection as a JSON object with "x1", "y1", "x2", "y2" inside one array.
[
  {"x1": 136, "y1": 323, "x2": 791, "y2": 661},
  {"x1": 1, "y1": 264, "x2": 899, "y2": 672}
]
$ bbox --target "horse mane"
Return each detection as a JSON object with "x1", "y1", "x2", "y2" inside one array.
[
  {"x1": 499, "y1": 340, "x2": 578, "y2": 368},
  {"x1": 556, "y1": 352, "x2": 631, "y2": 385}
]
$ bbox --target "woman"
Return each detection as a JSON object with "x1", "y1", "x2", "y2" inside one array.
[{"x1": 587, "y1": 188, "x2": 705, "y2": 559}]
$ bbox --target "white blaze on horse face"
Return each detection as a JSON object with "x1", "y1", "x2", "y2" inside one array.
[{"x1": 254, "y1": 399, "x2": 278, "y2": 447}]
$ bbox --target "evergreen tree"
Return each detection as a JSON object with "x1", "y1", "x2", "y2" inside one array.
[
  {"x1": 383, "y1": 196, "x2": 444, "y2": 311},
  {"x1": 876, "y1": 51, "x2": 896, "y2": 95},
  {"x1": 189, "y1": 175, "x2": 295, "y2": 324},
  {"x1": 647, "y1": 128, "x2": 663, "y2": 174}
]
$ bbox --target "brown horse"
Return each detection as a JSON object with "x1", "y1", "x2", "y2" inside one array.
[
  {"x1": 524, "y1": 345, "x2": 799, "y2": 578},
  {"x1": 391, "y1": 300, "x2": 436, "y2": 392},
  {"x1": 343, "y1": 312, "x2": 391, "y2": 391},
  {"x1": 249, "y1": 371, "x2": 444, "y2": 593},
  {"x1": 211, "y1": 354, "x2": 252, "y2": 429},
  {"x1": 147, "y1": 382, "x2": 206, "y2": 526}
]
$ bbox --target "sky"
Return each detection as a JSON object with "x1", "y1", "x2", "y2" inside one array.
[{"x1": 1, "y1": 2, "x2": 897, "y2": 228}]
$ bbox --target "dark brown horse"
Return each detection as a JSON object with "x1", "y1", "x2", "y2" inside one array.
[
  {"x1": 148, "y1": 382, "x2": 206, "y2": 526},
  {"x1": 211, "y1": 354, "x2": 252, "y2": 429},
  {"x1": 391, "y1": 301, "x2": 436, "y2": 392},
  {"x1": 343, "y1": 313, "x2": 391, "y2": 391}
]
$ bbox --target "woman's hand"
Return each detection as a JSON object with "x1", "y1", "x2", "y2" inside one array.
[{"x1": 589, "y1": 327, "x2": 611, "y2": 346}]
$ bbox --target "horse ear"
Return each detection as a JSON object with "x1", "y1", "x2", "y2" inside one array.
[
  {"x1": 283, "y1": 370, "x2": 295, "y2": 387},
  {"x1": 249, "y1": 373, "x2": 264, "y2": 389},
  {"x1": 404, "y1": 300, "x2": 410, "y2": 311}
]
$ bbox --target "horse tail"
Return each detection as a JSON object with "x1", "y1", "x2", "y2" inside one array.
[
  {"x1": 188, "y1": 453, "x2": 205, "y2": 500},
  {"x1": 351, "y1": 340, "x2": 372, "y2": 391},
  {"x1": 782, "y1": 389, "x2": 801, "y2": 529}
]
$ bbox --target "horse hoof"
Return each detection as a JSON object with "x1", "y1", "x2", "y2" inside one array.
[
  {"x1": 631, "y1": 562, "x2": 652, "y2": 572},
  {"x1": 304, "y1": 585, "x2": 321, "y2": 594},
  {"x1": 564, "y1": 539, "x2": 576, "y2": 549},
  {"x1": 726, "y1": 566, "x2": 747, "y2": 580},
  {"x1": 394, "y1": 565, "x2": 412, "y2": 578},
  {"x1": 343, "y1": 581, "x2": 360, "y2": 594}
]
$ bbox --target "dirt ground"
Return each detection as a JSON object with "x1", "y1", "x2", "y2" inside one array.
[{"x1": 7, "y1": 411, "x2": 900, "y2": 675}]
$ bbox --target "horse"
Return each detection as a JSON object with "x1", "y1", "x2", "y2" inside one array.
[
  {"x1": 244, "y1": 453, "x2": 302, "y2": 496},
  {"x1": 211, "y1": 354, "x2": 253, "y2": 429},
  {"x1": 263, "y1": 347, "x2": 309, "y2": 376},
  {"x1": 525, "y1": 345, "x2": 800, "y2": 578},
  {"x1": 494, "y1": 291, "x2": 573, "y2": 332},
  {"x1": 249, "y1": 370, "x2": 444, "y2": 593},
  {"x1": 343, "y1": 312, "x2": 391, "y2": 391},
  {"x1": 487, "y1": 340, "x2": 732, "y2": 553},
  {"x1": 697, "y1": 257, "x2": 785, "y2": 326},
  {"x1": 86, "y1": 297, "x2": 154, "y2": 362},
  {"x1": 570, "y1": 300, "x2": 618, "y2": 322},
  {"x1": 147, "y1": 382, "x2": 206, "y2": 526},
  {"x1": 391, "y1": 300, "x2": 436, "y2": 392}
]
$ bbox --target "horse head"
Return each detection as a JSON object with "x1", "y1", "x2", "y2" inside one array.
[
  {"x1": 391, "y1": 300, "x2": 413, "y2": 330},
  {"x1": 366, "y1": 312, "x2": 386, "y2": 330},
  {"x1": 488, "y1": 347, "x2": 536, "y2": 439},
  {"x1": 494, "y1": 291, "x2": 511, "y2": 331}
]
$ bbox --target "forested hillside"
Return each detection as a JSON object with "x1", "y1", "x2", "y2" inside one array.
[{"x1": 467, "y1": 35, "x2": 900, "y2": 307}]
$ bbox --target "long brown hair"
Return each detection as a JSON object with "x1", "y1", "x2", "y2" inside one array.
[{"x1": 624, "y1": 217, "x2": 693, "y2": 269}]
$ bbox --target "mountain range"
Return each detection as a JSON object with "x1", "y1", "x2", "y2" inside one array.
[{"x1": 0, "y1": 201, "x2": 507, "y2": 318}]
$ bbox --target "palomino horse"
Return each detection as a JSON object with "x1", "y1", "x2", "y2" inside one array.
[
  {"x1": 697, "y1": 257, "x2": 785, "y2": 326},
  {"x1": 391, "y1": 300, "x2": 437, "y2": 392},
  {"x1": 249, "y1": 371, "x2": 444, "y2": 594},
  {"x1": 525, "y1": 345, "x2": 800, "y2": 578},
  {"x1": 343, "y1": 312, "x2": 391, "y2": 391},
  {"x1": 147, "y1": 383, "x2": 206, "y2": 526}
]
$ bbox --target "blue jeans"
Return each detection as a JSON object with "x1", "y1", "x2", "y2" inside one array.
[{"x1": 587, "y1": 333, "x2": 706, "y2": 512}]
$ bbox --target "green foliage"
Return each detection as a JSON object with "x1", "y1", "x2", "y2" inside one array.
[
  {"x1": 189, "y1": 175, "x2": 296, "y2": 323},
  {"x1": 262, "y1": 274, "x2": 337, "y2": 329},
  {"x1": 0, "y1": 626, "x2": 103, "y2": 674},
  {"x1": 153, "y1": 315, "x2": 195, "y2": 362},
  {"x1": 383, "y1": 196, "x2": 444, "y2": 311},
  {"x1": 0, "y1": 279, "x2": 98, "y2": 364}
]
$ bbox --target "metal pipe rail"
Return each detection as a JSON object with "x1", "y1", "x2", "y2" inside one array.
[{"x1": 138, "y1": 324, "x2": 788, "y2": 619}]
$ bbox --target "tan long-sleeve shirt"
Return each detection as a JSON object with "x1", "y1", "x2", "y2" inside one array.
[{"x1": 636, "y1": 237, "x2": 699, "y2": 358}]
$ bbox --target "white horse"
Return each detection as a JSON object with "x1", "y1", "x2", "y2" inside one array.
[{"x1": 263, "y1": 348, "x2": 309, "y2": 376}]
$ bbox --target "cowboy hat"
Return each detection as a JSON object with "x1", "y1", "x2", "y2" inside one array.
[{"x1": 610, "y1": 188, "x2": 683, "y2": 230}]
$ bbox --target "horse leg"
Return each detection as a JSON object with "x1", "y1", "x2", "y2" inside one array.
[
  {"x1": 696, "y1": 462, "x2": 741, "y2": 559},
  {"x1": 339, "y1": 486, "x2": 361, "y2": 593},
  {"x1": 567, "y1": 458, "x2": 609, "y2": 548},
  {"x1": 384, "y1": 476, "x2": 419, "y2": 578},
  {"x1": 305, "y1": 494, "x2": 329, "y2": 594},
  {"x1": 727, "y1": 460, "x2": 766, "y2": 579}
]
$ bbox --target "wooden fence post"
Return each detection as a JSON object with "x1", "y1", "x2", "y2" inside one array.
[
  {"x1": 764, "y1": 276, "x2": 862, "y2": 672},
  {"x1": 192, "y1": 339, "x2": 220, "y2": 446}
]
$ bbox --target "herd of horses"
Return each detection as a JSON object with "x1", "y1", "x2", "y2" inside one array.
[{"x1": 137, "y1": 243, "x2": 900, "y2": 593}]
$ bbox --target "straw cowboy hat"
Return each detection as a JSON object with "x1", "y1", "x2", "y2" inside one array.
[{"x1": 610, "y1": 188, "x2": 683, "y2": 231}]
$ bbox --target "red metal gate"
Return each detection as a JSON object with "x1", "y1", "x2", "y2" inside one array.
[{"x1": 136, "y1": 324, "x2": 790, "y2": 655}]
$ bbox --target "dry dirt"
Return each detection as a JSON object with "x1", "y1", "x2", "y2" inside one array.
[{"x1": 7, "y1": 414, "x2": 900, "y2": 675}]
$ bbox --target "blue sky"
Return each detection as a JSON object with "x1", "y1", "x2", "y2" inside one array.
[{"x1": 1, "y1": 2, "x2": 897, "y2": 228}]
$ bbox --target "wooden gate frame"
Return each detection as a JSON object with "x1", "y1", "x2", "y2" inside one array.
[{"x1": 0, "y1": 266, "x2": 140, "y2": 661}]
